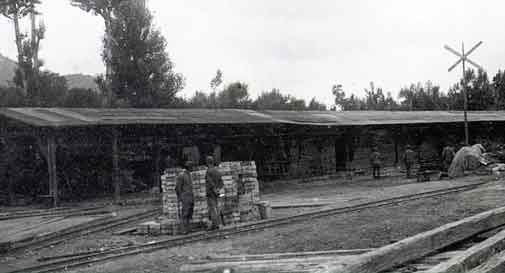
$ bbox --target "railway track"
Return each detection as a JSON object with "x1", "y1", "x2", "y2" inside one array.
[
  {"x1": 8, "y1": 182, "x2": 488, "y2": 273},
  {"x1": 1, "y1": 208, "x2": 160, "y2": 254},
  {"x1": 0, "y1": 206, "x2": 111, "y2": 221}
]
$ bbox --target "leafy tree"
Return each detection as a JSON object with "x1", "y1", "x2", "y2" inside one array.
[
  {"x1": 332, "y1": 84, "x2": 345, "y2": 107},
  {"x1": 210, "y1": 69, "x2": 223, "y2": 92},
  {"x1": 217, "y1": 82, "x2": 251, "y2": 108},
  {"x1": 384, "y1": 92, "x2": 397, "y2": 111},
  {"x1": 105, "y1": 0, "x2": 184, "y2": 107},
  {"x1": 307, "y1": 98, "x2": 327, "y2": 110},
  {"x1": 0, "y1": 86, "x2": 25, "y2": 106},
  {"x1": 1, "y1": 0, "x2": 43, "y2": 95},
  {"x1": 286, "y1": 98, "x2": 307, "y2": 110},
  {"x1": 29, "y1": 71, "x2": 68, "y2": 106},
  {"x1": 492, "y1": 70, "x2": 505, "y2": 109},
  {"x1": 466, "y1": 69, "x2": 493, "y2": 110},
  {"x1": 343, "y1": 94, "x2": 366, "y2": 110},
  {"x1": 64, "y1": 88, "x2": 102, "y2": 107},
  {"x1": 254, "y1": 88, "x2": 290, "y2": 110},
  {"x1": 70, "y1": 0, "x2": 129, "y2": 105},
  {"x1": 447, "y1": 83, "x2": 463, "y2": 110},
  {"x1": 398, "y1": 82, "x2": 446, "y2": 111},
  {"x1": 188, "y1": 91, "x2": 211, "y2": 108},
  {"x1": 364, "y1": 82, "x2": 386, "y2": 110}
]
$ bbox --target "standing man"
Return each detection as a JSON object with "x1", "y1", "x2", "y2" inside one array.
[
  {"x1": 175, "y1": 161, "x2": 194, "y2": 234},
  {"x1": 441, "y1": 144, "x2": 456, "y2": 172},
  {"x1": 370, "y1": 147, "x2": 382, "y2": 179},
  {"x1": 403, "y1": 145, "x2": 416, "y2": 178},
  {"x1": 205, "y1": 156, "x2": 224, "y2": 230}
]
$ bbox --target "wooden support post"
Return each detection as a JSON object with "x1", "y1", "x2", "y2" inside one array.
[
  {"x1": 153, "y1": 138, "x2": 161, "y2": 193},
  {"x1": 394, "y1": 130, "x2": 399, "y2": 164},
  {"x1": 47, "y1": 135, "x2": 58, "y2": 207},
  {"x1": 112, "y1": 129, "x2": 120, "y2": 204},
  {"x1": 7, "y1": 173, "x2": 15, "y2": 206}
]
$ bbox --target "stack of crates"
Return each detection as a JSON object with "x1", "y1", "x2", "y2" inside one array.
[
  {"x1": 158, "y1": 161, "x2": 261, "y2": 234},
  {"x1": 190, "y1": 169, "x2": 208, "y2": 224},
  {"x1": 218, "y1": 163, "x2": 239, "y2": 225},
  {"x1": 161, "y1": 168, "x2": 185, "y2": 221},
  {"x1": 237, "y1": 161, "x2": 260, "y2": 221}
]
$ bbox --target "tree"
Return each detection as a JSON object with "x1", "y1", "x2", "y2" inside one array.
[
  {"x1": 70, "y1": 0, "x2": 129, "y2": 106},
  {"x1": 0, "y1": 86, "x2": 25, "y2": 106},
  {"x1": 217, "y1": 82, "x2": 251, "y2": 108},
  {"x1": 398, "y1": 82, "x2": 448, "y2": 111},
  {"x1": 105, "y1": 0, "x2": 184, "y2": 107},
  {"x1": 286, "y1": 98, "x2": 307, "y2": 110},
  {"x1": 64, "y1": 88, "x2": 102, "y2": 107},
  {"x1": 188, "y1": 91, "x2": 211, "y2": 108},
  {"x1": 1, "y1": 0, "x2": 42, "y2": 95},
  {"x1": 307, "y1": 98, "x2": 327, "y2": 110},
  {"x1": 29, "y1": 71, "x2": 68, "y2": 106},
  {"x1": 210, "y1": 69, "x2": 223, "y2": 92},
  {"x1": 466, "y1": 69, "x2": 493, "y2": 110},
  {"x1": 254, "y1": 88, "x2": 290, "y2": 110},
  {"x1": 492, "y1": 70, "x2": 505, "y2": 109},
  {"x1": 332, "y1": 84, "x2": 345, "y2": 108}
]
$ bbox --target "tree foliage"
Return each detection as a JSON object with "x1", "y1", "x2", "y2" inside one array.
[
  {"x1": 216, "y1": 82, "x2": 251, "y2": 108},
  {"x1": 64, "y1": 88, "x2": 102, "y2": 108},
  {"x1": 105, "y1": 0, "x2": 184, "y2": 107},
  {"x1": 1, "y1": 0, "x2": 43, "y2": 96},
  {"x1": 210, "y1": 69, "x2": 223, "y2": 92}
]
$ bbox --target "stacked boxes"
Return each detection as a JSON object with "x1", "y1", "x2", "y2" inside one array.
[
  {"x1": 157, "y1": 161, "x2": 260, "y2": 235},
  {"x1": 190, "y1": 169, "x2": 208, "y2": 224},
  {"x1": 161, "y1": 168, "x2": 185, "y2": 221},
  {"x1": 218, "y1": 163, "x2": 239, "y2": 225}
]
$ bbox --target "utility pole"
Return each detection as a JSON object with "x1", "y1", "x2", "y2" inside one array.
[{"x1": 444, "y1": 41, "x2": 483, "y2": 146}]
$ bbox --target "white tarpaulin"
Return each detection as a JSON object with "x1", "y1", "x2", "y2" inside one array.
[{"x1": 448, "y1": 144, "x2": 486, "y2": 178}]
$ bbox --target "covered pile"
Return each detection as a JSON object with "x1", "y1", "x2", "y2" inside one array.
[{"x1": 448, "y1": 144, "x2": 487, "y2": 178}]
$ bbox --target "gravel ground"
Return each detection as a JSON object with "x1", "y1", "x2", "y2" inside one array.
[
  {"x1": 62, "y1": 178, "x2": 505, "y2": 273},
  {"x1": 1, "y1": 175, "x2": 503, "y2": 273}
]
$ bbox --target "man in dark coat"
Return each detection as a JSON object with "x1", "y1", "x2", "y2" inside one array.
[
  {"x1": 205, "y1": 156, "x2": 224, "y2": 230},
  {"x1": 370, "y1": 147, "x2": 382, "y2": 179},
  {"x1": 175, "y1": 161, "x2": 194, "y2": 234},
  {"x1": 403, "y1": 145, "x2": 416, "y2": 178},
  {"x1": 442, "y1": 145, "x2": 456, "y2": 172}
]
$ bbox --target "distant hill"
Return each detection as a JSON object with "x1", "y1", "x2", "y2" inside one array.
[{"x1": 0, "y1": 54, "x2": 98, "y2": 91}]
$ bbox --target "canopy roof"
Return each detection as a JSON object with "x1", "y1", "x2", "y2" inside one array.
[{"x1": 1, "y1": 108, "x2": 504, "y2": 128}]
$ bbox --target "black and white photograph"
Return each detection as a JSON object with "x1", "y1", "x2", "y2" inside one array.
[{"x1": 1, "y1": 0, "x2": 505, "y2": 272}]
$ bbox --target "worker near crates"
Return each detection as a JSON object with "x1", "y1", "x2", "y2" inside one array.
[
  {"x1": 205, "y1": 156, "x2": 224, "y2": 230},
  {"x1": 176, "y1": 160, "x2": 195, "y2": 234},
  {"x1": 403, "y1": 145, "x2": 416, "y2": 178}
]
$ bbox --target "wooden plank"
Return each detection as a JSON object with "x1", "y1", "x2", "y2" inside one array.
[
  {"x1": 206, "y1": 249, "x2": 374, "y2": 262},
  {"x1": 421, "y1": 228, "x2": 505, "y2": 273},
  {"x1": 313, "y1": 206, "x2": 505, "y2": 273},
  {"x1": 467, "y1": 249, "x2": 505, "y2": 273},
  {"x1": 270, "y1": 202, "x2": 332, "y2": 209},
  {"x1": 181, "y1": 255, "x2": 353, "y2": 273},
  {"x1": 153, "y1": 138, "x2": 161, "y2": 192}
]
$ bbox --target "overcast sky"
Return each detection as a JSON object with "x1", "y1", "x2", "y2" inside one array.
[{"x1": 0, "y1": 0, "x2": 503, "y2": 106}]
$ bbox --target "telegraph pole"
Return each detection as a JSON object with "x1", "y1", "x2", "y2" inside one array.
[
  {"x1": 462, "y1": 42, "x2": 468, "y2": 146},
  {"x1": 445, "y1": 41, "x2": 483, "y2": 146}
]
